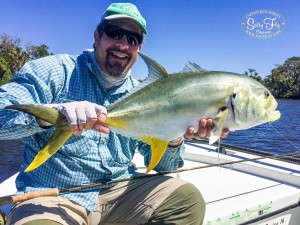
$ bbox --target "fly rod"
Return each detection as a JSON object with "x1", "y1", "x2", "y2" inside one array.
[{"x1": 0, "y1": 150, "x2": 298, "y2": 206}]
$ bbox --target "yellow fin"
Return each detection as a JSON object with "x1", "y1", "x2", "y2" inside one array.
[
  {"x1": 25, "y1": 128, "x2": 72, "y2": 172},
  {"x1": 139, "y1": 136, "x2": 169, "y2": 173},
  {"x1": 105, "y1": 117, "x2": 128, "y2": 129},
  {"x1": 209, "y1": 108, "x2": 228, "y2": 145}
]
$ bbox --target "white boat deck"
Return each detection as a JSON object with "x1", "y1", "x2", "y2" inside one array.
[
  {"x1": 133, "y1": 142, "x2": 300, "y2": 224},
  {"x1": 1, "y1": 142, "x2": 300, "y2": 224}
]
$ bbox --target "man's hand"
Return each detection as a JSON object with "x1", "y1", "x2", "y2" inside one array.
[
  {"x1": 184, "y1": 118, "x2": 229, "y2": 140},
  {"x1": 168, "y1": 118, "x2": 230, "y2": 147},
  {"x1": 37, "y1": 101, "x2": 110, "y2": 136}
]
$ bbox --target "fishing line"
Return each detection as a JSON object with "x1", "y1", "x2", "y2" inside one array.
[
  {"x1": 217, "y1": 138, "x2": 221, "y2": 172},
  {"x1": 269, "y1": 122, "x2": 300, "y2": 152}
]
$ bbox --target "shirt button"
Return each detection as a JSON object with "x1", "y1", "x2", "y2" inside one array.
[
  {"x1": 103, "y1": 161, "x2": 108, "y2": 165},
  {"x1": 102, "y1": 138, "x2": 107, "y2": 143}
]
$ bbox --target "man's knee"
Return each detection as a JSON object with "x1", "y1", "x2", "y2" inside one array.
[
  {"x1": 147, "y1": 182, "x2": 206, "y2": 225},
  {"x1": 171, "y1": 183, "x2": 206, "y2": 223}
]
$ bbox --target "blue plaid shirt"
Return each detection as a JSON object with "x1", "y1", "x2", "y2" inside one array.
[{"x1": 0, "y1": 51, "x2": 184, "y2": 211}]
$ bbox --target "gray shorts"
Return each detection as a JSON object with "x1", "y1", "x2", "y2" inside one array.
[{"x1": 6, "y1": 175, "x2": 204, "y2": 225}]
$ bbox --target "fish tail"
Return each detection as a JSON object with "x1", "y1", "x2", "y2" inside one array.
[
  {"x1": 5, "y1": 104, "x2": 67, "y2": 126},
  {"x1": 25, "y1": 128, "x2": 72, "y2": 172}
]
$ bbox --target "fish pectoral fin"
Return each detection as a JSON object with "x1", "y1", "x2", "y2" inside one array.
[
  {"x1": 209, "y1": 108, "x2": 229, "y2": 145},
  {"x1": 139, "y1": 136, "x2": 169, "y2": 174},
  {"x1": 25, "y1": 128, "x2": 72, "y2": 172}
]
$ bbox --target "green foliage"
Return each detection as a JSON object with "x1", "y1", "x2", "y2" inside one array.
[
  {"x1": 244, "y1": 57, "x2": 300, "y2": 99},
  {"x1": 264, "y1": 57, "x2": 300, "y2": 99},
  {"x1": 0, "y1": 34, "x2": 52, "y2": 86},
  {"x1": 244, "y1": 68, "x2": 263, "y2": 83},
  {"x1": 0, "y1": 69, "x2": 12, "y2": 86},
  {"x1": 26, "y1": 43, "x2": 53, "y2": 60}
]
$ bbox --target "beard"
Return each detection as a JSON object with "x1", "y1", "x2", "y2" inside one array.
[{"x1": 105, "y1": 48, "x2": 132, "y2": 78}]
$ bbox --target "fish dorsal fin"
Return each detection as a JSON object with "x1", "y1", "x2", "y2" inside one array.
[
  {"x1": 139, "y1": 52, "x2": 168, "y2": 79},
  {"x1": 108, "y1": 53, "x2": 168, "y2": 110},
  {"x1": 182, "y1": 61, "x2": 207, "y2": 73}
]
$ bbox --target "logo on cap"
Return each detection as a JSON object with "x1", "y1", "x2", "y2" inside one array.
[{"x1": 120, "y1": 5, "x2": 139, "y2": 17}]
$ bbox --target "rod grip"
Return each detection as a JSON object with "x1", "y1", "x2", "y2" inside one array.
[{"x1": 0, "y1": 188, "x2": 59, "y2": 206}]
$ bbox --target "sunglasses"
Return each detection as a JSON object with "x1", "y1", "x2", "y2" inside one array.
[{"x1": 103, "y1": 25, "x2": 143, "y2": 46}]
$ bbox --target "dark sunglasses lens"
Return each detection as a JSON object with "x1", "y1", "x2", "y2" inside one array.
[
  {"x1": 104, "y1": 25, "x2": 142, "y2": 46},
  {"x1": 127, "y1": 35, "x2": 139, "y2": 46},
  {"x1": 105, "y1": 27, "x2": 122, "y2": 39}
]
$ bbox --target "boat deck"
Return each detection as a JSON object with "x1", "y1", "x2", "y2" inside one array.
[
  {"x1": 1, "y1": 142, "x2": 300, "y2": 224},
  {"x1": 133, "y1": 142, "x2": 300, "y2": 224}
]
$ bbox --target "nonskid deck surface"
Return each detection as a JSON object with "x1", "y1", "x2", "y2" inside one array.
[
  {"x1": 1, "y1": 142, "x2": 300, "y2": 224},
  {"x1": 134, "y1": 142, "x2": 300, "y2": 224}
]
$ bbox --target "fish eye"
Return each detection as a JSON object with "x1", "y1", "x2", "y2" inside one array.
[
  {"x1": 219, "y1": 107, "x2": 228, "y2": 112},
  {"x1": 264, "y1": 91, "x2": 270, "y2": 99}
]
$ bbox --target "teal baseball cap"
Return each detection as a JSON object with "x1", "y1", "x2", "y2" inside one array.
[{"x1": 102, "y1": 3, "x2": 147, "y2": 35}]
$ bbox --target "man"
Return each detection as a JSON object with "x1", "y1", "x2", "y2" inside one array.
[{"x1": 0, "y1": 3, "x2": 228, "y2": 225}]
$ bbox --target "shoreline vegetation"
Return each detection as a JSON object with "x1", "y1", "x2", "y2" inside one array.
[{"x1": 1, "y1": 34, "x2": 299, "y2": 99}]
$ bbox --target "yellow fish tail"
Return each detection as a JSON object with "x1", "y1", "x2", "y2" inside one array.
[
  {"x1": 141, "y1": 137, "x2": 169, "y2": 173},
  {"x1": 25, "y1": 128, "x2": 72, "y2": 172},
  {"x1": 5, "y1": 104, "x2": 67, "y2": 126}
]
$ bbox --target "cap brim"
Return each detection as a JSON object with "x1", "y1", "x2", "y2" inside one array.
[{"x1": 105, "y1": 15, "x2": 147, "y2": 34}]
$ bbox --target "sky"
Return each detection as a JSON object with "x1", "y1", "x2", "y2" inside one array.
[{"x1": 1, "y1": 0, "x2": 299, "y2": 81}]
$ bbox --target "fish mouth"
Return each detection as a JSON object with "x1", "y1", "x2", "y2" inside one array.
[{"x1": 266, "y1": 110, "x2": 281, "y2": 122}]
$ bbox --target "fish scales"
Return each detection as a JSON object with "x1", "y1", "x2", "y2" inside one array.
[{"x1": 107, "y1": 72, "x2": 237, "y2": 140}]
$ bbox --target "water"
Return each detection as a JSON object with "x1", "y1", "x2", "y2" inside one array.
[{"x1": 0, "y1": 99, "x2": 299, "y2": 183}]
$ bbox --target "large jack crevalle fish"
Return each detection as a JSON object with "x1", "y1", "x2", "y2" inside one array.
[{"x1": 5, "y1": 53, "x2": 281, "y2": 173}]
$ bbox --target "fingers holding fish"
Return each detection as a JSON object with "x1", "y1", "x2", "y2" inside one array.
[
  {"x1": 94, "y1": 114, "x2": 110, "y2": 134},
  {"x1": 40, "y1": 101, "x2": 109, "y2": 135},
  {"x1": 184, "y1": 118, "x2": 230, "y2": 142},
  {"x1": 198, "y1": 118, "x2": 230, "y2": 139},
  {"x1": 69, "y1": 124, "x2": 83, "y2": 136},
  {"x1": 84, "y1": 118, "x2": 98, "y2": 130},
  {"x1": 221, "y1": 128, "x2": 230, "y2": 138},
  {"x1": 198, "y1": 118, "x2": 214, "y2": 138},
  {"x1": 183, "y1": 127, "x2": 195, "y2": 141},
  {"x1": 70, "y1": 118, "x2": 98, "y2": 136},
  {"x1": 183, "y1": 119, "x2": 216, "y2": 142}
]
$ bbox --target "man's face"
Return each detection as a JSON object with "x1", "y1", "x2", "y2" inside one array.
[{"x1": 94, "y1": 18, "x2": 142, "y2": 78}]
